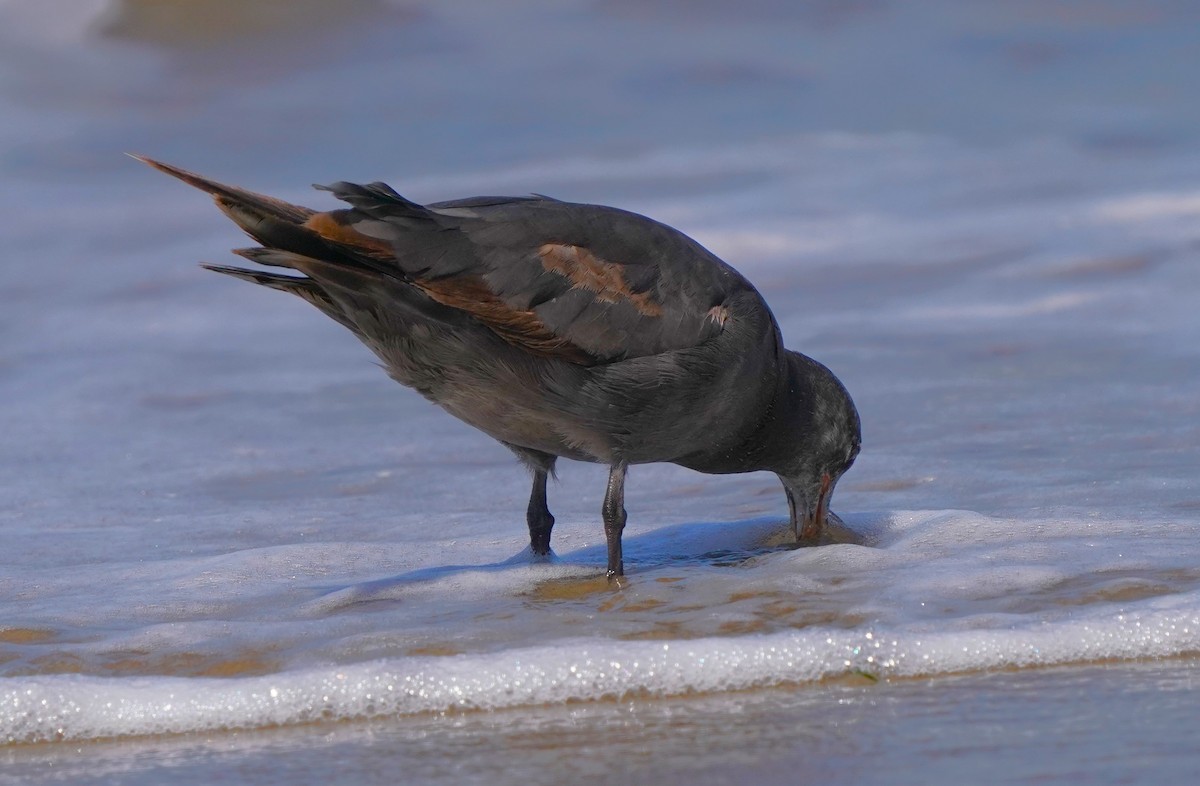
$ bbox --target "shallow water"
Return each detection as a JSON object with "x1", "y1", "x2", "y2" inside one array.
[{"x1": 3, "y1": 0, "x2": 1200, "y2": 780}]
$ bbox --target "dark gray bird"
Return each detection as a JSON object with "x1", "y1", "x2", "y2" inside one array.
[{"x1": 138, "y1": 156, "x2": 861, "y2": 579}]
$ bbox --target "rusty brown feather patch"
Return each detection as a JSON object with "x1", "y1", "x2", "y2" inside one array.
[
  {"x1": 416, "y1": 275, "x2": 595, "y2": 365},
  {"x1": 303, "y1": 211, "x2": 396, "y2": 256},
  {"x1": 538, "y1": 244, "x2": 663, "y2": 317},
  {"x1": 301, "y1": 215, "x2": 593, "y2": 363}
]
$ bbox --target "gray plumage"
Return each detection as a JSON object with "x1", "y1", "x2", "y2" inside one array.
[{"x1": 137, "y1": 156, "x2": 861, "y2": 579}]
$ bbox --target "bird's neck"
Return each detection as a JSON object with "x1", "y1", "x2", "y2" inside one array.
[
  {"x1": 747, "y1": 350, "x2": 824, "y2": 474},
  {"x1": 673, "y1": 343, "x2": 814, "y2": 475}
]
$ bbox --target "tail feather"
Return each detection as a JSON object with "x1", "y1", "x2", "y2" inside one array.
[
  {"x1": 200, "y1": 263, "x2": 309, "y2": 290},
  {"x1": 137, "y1": 155, "x2": 421, "y2": 332},
  {"x1": 200, "y1": 263, "x2": 360, "y2": 331},
  {"x1": 232, "y1": 247, "x2": 313, "y2": 269},
  {"x1": 226, "y1": 248, "x2": 389, "y2": 298},
  {"x1": 212, "y1": 197, "x2": 347, "y2": 263},
  {"x1": 136, "y1": 155, "x2": 404, "y2": 276},
  {"x1": 314, "y1": 180, "x2": 434, "y2": 221},
  {"x1": 129, "y1": 154, "x2": 315, "y2": 224}
]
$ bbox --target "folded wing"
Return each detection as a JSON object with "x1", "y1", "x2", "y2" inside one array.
[{"x1": 139, "y1": 157, "x2": 745, "y2": 365}]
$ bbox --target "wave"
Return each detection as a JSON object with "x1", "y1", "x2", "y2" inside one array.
[{"x1": 5, "y1": 588, "x2": 1198, "y2": 745}]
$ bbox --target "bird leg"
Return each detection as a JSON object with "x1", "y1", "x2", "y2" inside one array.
[
  {"x1": 527, "y1": 468, "x2": 555, "y2": 555},
  {"x1": 603, "y1": 463, "x2": 628, "y2": 580}
]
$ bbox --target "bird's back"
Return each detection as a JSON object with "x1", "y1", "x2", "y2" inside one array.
[{"x1": 140, "y1": 158, "x2": 788, "y2": 467}]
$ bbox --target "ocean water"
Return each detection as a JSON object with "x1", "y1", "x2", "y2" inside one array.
[{"x1": 3, "y1": 0, "x2": 1200, "y2": 782}]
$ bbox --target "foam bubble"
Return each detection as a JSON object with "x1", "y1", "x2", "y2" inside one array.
[{"x1": 5, "y1": 590, "x2": 1199, "y2": 745}]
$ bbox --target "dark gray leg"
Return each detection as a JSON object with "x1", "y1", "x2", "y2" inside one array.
[
  {"x1": 527, "y1": 468, "x2": 555, "y2": 555},
  {"x1": 505, "y1": 445, "x2": 558, "y2": 555},
  {"x1": 603, "y1": 463, "x2": 628, "y2": 579}
]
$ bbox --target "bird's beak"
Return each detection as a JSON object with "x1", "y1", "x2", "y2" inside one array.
[
  {"x1": 784, "y1": 472, "x2": 834, "y2": 543},
  {"x1": 802, "y1": 471, "x2": 833, "y2": 541}
]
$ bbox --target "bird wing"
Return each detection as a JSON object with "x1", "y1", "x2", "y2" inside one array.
[
  {"x1": 137, "y1": 157, "x2": 746, "y2": 366},
  {"x1": 317, "y1": 183, "x2": 748, "y2": 365}
]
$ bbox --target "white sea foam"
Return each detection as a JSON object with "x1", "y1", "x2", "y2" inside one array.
[
  {"x1": 5, "y1": 588, "x2": 1198, "y2": 745},
  {"x1": 1093, "y1": 190, "x2": 1200, "y2": 222},
  {"x1": 5, "y1": 508, "x2": 1200, "y2": 744}
]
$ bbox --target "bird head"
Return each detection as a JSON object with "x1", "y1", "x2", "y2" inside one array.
[{"x1": 776, "y1": 351, "x2": 861, "y2": 541}]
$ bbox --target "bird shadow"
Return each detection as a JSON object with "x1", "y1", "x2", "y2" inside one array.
[
  {"x1": 301, "y1": 514, "x2": 872, "y2": 616},
  {"x1": 299, "y1": 548, "x2": 584, "y2": 616}
]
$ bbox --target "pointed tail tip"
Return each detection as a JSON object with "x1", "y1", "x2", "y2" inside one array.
[
  {"x1": 127, "y1": 152, "x2": 195, "y2": 181},
  {"x1": 129, "y1": 153, "x2": 318, "y2": 223},
  {"x1": 126, "y1": 152, "x2": 169, "y2": 171},
  {"x1": 129, "y1": 152, "x2": 239, "y2": 195}
]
